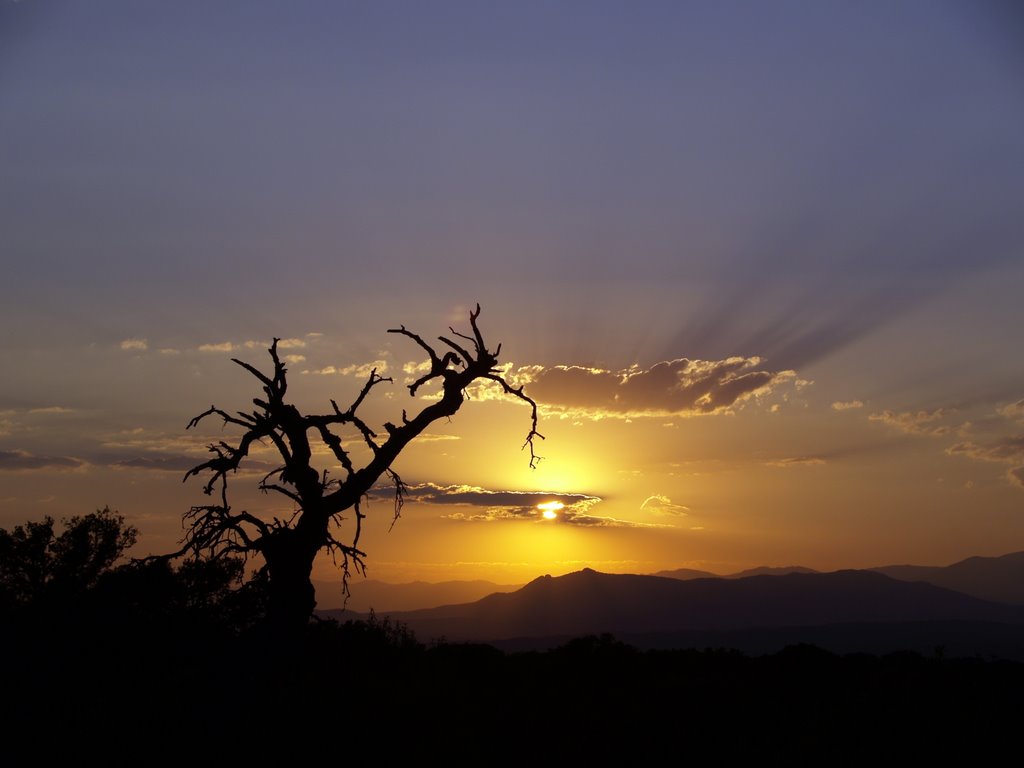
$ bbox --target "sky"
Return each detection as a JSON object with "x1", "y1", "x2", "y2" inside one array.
[{"x1": 2, "y1": 0, "x2": 1023, "y2": 586}]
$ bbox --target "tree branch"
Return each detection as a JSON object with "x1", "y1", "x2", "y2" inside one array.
[
  {"x1": 176, "y1": 306, "x2": 544, "y2": 624},
  {"x1": 483, "y1": 373, "x2": 545, "y2": 469}
]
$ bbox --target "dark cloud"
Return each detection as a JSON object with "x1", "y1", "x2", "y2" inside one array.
[
  {"x1": 101, "y1": 453, "x2": 281, "y2": 473},
  {"x1": 499, "y1": 357, "x2": 792, "y2": 419},
  {"x1": 0, "y1": 449, "x2": 83, "y2": 470},
  {"x1": 368, "y1": 482, "x2": 662, "y2": 527},
  {"x1": 392, "y1": 483, "x2": 600, "y2": 509},
  {"x1": 110, "y1": 455, "x2": 209, "y2": 472},
  {"x1": 442, "y1": 508, "x2": 669, "y2": 528}
]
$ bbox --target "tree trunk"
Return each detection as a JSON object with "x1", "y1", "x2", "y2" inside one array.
[{"x1": 261, "y1": 529, "x2": 320, "y2": 639}]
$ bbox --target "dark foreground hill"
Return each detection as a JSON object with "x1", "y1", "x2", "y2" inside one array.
[
  {"x1": 5, "y1": 562, "x2": 1024, "y2": 762},
  {"x1": 321, "y1": 568, "x2": 1024, "y2": 656},
  {"x1": 6, "y1": 613, "x2": 1024, "y2": 762}
]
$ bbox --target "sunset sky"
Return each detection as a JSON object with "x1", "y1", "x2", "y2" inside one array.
[{"x1": 2, "y1": 1, "x2": 1023, "y2": 586}]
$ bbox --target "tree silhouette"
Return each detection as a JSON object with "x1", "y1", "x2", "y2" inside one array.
[
  {"x1": 0, "y1": 507, "x2": 138, "y2": 608},
  {"x1": 167, "y1": 305, "x2": 542, "y2": 633}
]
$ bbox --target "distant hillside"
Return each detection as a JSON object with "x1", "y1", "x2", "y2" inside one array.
[
  {"x1": 313, "y1": 578, "x2": 521, "y2": 612},
  {"x1": 653, "y1": 565, "x2": 818, "y2": 580},
  {"x1": 727, "y1": 565, "x2": 818, "y2": 578},
  {"x1": 321, "y1": 568, "x2": 1024, "y2": 644},
  {"x1": 872, "y1": 551, "x2": 1024, "y2": 605},
  {"x1": 314, "y1": 550, "x2": 1024, "y2": 614},
  {"x1": 650, "y1": 567, "x2": 719, "y2": 580}
]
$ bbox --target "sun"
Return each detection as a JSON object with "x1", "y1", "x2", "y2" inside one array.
[{"x1": 537, "y1": 500, "x2": 565, "y2": 520}]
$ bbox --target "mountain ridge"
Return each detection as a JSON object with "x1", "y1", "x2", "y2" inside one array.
[
  {"x1": 320, "y1": 550, "x2": 1024, "y2": 612},
  {"x1": 320, "y1": 567, "x2": 1024, "y2": 650}
]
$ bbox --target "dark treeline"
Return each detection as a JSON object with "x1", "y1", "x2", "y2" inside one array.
[{"x1": 3, "y1": 512, "x2": 1022, "y2": 762}]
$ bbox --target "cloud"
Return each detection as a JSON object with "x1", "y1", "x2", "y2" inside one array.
[
  {"x1": 639, "y1": 494, "x2": 690, "y2": 516},
  {"x1": 397, "y1": 482, "x2": 599, "y2": 509},
  {"x1": 555, "y1": 513, "x2": 673, "y2": 529},
  {"x1": 111, "y1": 456, "x2": 203, "y2": 472},
  {"x1": 198, "y1": 342, "x2": 236, "y2": 353},
  {"x1": 106, "y1": 453, "x2": 280, "y2": 474},
  {"x1": 946, "y1": 436, "x2": 1024, "y2": 464},
  {"x1": 868, "y1": 408, "x2": 956, "y2": 436},
  {"x1": 374, "y1": 482, "x2": 665, "y2": 527},
  {"x1": 469, "y1": 357, "x2": 794, "y2": 419},
  {"x1": 764, "y1": 456, "x2": 827, "y2": 468},
  {"x1": 120, "y1": 338, "x2": 148, "y2": 351},
  {"x1": 0, "y1": 449, "x2": 83, "y2": 471},
  {"x1": 403, "y1": 360, "x2": 432, "y2": 375},
  {"x1": 99, "y1": 432, "x2": 212, "y2": 453},
  {"x1": 283, "y1": 355, "x2": 306, "y2": 364},
  {"x1": 302, "y1": 360, "x2": 389, "y2": 377},
  {"x1": 831, "y1": 400, "x2": 864, "y2": 411},
  {"x1": 998, "y1": 399, "x2": 1024, "y2": 422},
  {"x1": 390, "y1": 483, "x2": 677, "y2": 528},
  {"x1": 339, "y1": 360, "x2": 389, "y2": 377},
  {"x1": 242, "y1": 338, "x2": 307, "y2": 351},
  {"x1": 946, "y1": 436, "x2": 1024, "y2": 492}
]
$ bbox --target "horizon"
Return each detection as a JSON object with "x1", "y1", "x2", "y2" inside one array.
[
  {"x1": 319, "y1": 547, "x2": 1024, "y2": 591},
  {"x1": 2, "y1": 1, "x2": 1023, "y2": 585}
]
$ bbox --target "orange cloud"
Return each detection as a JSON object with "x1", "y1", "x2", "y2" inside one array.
[
  {"x1": 998, "y1": 399, "x2": 1024, "y2": 422},
  {"x1": 639, "y1": 494, "x2": 690, "y2": 516},
  {"x1": 868, "y1": 408, "x2": 955, "y2": 436},
  {"x1": 470, "y1": 357, "x2": 793, "y2": 419},
  {"x1": 831, "y1": 400, "x2": 864, "y2": 411},
  {"x1": 764, "y1": 456, "x2": 827, "y2": 468},
  {"x1": 0, "y1": 449, "x2": 83, "y2": 471},
  {"x1": 946, "y1": 436, "x2": 1024, "y2": 492},
  {"x1": 946, "y1": 436, "x2": 1024, "y2": 464}
]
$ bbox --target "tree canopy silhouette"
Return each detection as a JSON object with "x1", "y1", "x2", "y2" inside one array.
[
  {"x1": 0, "y1": 506, "x2": 137, "y2": 608},
  {"x1": 167, "y1": 305, "x2": 542, "y2": 632}
]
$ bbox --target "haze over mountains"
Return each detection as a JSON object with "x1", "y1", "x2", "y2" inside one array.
[
  {"x1": 653, "y1": 565, "x2": 819, "y2": 580},
  {"x1": 326, "y1": 551, "x2": 1024, "y2": 612},
  {"x1": 315, "y1": 578, "x2": 520, "y2": 612},
  {"x1": 319, "y1": 551, "x2": 1024, "y2": 658}
]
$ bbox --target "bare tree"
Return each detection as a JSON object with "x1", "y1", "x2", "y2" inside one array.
[{"x1": 167, "y1": 305, "x2": 541, "y2": 633}]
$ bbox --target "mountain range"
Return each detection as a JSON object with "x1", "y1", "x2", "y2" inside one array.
[
  {"x1": 318, "y1": 551, "x2": 1024, "y2": 657},
  {"x1": 869, "y1": 551, "x2": 1024, "y2": 605},
  {"x1": 325, "y1": 550, "x2": 1024, "y2": 612}
]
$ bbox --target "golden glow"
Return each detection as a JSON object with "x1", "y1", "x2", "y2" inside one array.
[{"x1": 538, "y1": 500, "x2": 564, "y2": 520}]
